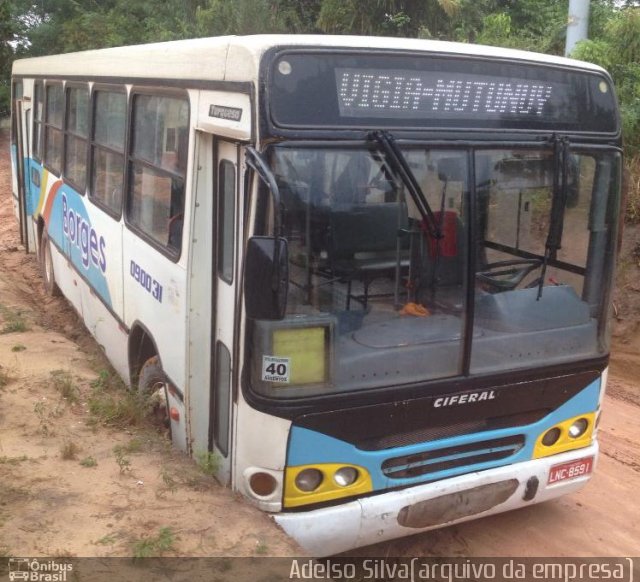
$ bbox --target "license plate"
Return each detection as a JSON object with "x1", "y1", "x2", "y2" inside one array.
[{"x1": 548, "y1": 456, "x2": 594, "y2": 484}]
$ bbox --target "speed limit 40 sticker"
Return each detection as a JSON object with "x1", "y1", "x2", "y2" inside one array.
[{"x1": 262, "y1": 356, "x2": 291, "y2": 383}]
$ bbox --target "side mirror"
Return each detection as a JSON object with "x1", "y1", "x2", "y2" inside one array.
[{"x1": 245, "y1": 236, "x2": 289, "y2": 320}]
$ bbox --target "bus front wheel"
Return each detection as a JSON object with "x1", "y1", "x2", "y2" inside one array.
[
  {"x1": 138, "y1": 356, "x2": 171, "y2": 432},
  {"x1": 39, "y1": 231, "x2": 61, "y2": 297}
]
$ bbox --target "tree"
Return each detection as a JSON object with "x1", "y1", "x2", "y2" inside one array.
[
  {"x1": 0, "y1": 0, "x2": 17, "y2": 115},
  {"x1": 572, "y1": 7, "x2": 640, "y2": 154}
]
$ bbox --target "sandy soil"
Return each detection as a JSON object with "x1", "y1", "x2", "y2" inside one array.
[{"x1": 1, "y1": 127, "x2": 639, "y2": 559}]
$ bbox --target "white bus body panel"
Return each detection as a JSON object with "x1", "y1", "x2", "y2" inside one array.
[
  {"x1": 196, "y1": 92, "x2": 252, "y2": 141},
  {"x1": 234, "y1": 399, "x2": 292, "y2": 512}
]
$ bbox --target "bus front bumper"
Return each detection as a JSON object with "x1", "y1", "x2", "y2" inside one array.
[{"x1": 274, "y1": 444, "x2": 597, "y2": 556}]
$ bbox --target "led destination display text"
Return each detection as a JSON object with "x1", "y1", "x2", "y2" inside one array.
[{"x1": 336, "y1": 69, "x2": 555, "y2": 119}]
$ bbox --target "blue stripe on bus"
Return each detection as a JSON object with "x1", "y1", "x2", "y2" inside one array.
[{"x1": 287, "y1": 377, "x2": 601, "y2": 491}]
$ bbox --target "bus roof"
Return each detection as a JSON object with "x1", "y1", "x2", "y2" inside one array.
[{"x1": 12, "y1": 34, "x2": 607, "y2": 83}]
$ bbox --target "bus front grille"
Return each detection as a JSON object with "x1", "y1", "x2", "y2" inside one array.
[
  {"x1": 358, "y1": 410, "x2": 544, "y2": 451},
  {"x1": 381, "y1": 435, "x2": 525, "y2": 479}
]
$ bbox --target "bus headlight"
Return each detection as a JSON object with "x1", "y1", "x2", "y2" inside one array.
[
  {"x1": 334, "y1": 467, "x2": 358, "y2": 487},
  {"x1": 295, "y1": 468, "x2": 323, "y2": 492},
  {"x1": 568, "y1": 418, "x2": 589, "y2": 439},
  {"x1": 541, "y1": 427, "x2": 561, "y2": 446},
  {"x1": 285, "y1": 463, "x2": 373, "y2": 508},
  {"x1": 533, "y1": 412, "x2": 595, "y2": 459}
]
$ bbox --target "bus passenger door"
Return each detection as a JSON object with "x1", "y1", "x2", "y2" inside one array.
[
  {"x1": 12, "y1": 100, "x2": 31, "y2": 252},
  {"x1": 208, "y1": 139, "x2": 240, "y2": 486},
  {"x1": 186, "y1": 134, "x2": 239, "y2": 486}
]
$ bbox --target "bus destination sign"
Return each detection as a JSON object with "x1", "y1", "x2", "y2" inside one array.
[{"x1": 268, "y1": 51, "x2": 618, "y2": 133}]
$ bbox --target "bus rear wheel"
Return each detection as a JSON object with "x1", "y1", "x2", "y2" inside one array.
[
  {"x1": 39, "y1": 231, "x2": 61, "y2": 297},
  {"x1": 138, "y1": 356, "x2": 171, "y2": 432}
]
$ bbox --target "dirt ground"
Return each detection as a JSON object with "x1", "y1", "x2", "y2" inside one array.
[{"x1": 0, "y1": 127, "x2": 639, "y2": 559}]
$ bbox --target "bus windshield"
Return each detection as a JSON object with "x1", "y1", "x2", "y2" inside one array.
[{"x1": 247, "y1": 144, "x2": 619, "y2": 398}]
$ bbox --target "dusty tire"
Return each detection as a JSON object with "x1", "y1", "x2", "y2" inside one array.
[
  {"x1": 139, "y1": 356, "x2": 171, "y2": 431},
  {"x1": 39, "y1": 231, "x2": 61, "y2": 297}
]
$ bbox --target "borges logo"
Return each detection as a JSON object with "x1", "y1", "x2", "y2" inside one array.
[
  {"x1": 433, "y1": 390, "x2": 496, "y2": 408},
  {"x1": 62, "y1": 193, "x2": 107, "y2": 272}
]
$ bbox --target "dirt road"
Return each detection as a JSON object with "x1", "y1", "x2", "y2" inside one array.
[{"x1": 0, "y1": 128, "x2": 638, "y2": 558}]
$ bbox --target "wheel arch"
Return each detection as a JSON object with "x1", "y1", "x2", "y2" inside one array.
[{"x1": 128, "y1": 320, "x2": 162, "y2": 387}]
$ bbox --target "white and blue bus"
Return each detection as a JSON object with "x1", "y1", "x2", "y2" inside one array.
[{"x1": 10, "y1": 35, "x2": 621, "y2": 555}]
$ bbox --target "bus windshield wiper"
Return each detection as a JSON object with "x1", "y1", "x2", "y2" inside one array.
[
  {"x1": 370, "y1": 130, "x2": 442, "y2": 239},
  {"x1": 538, "y1": 135, "x2": 570, "y2": 300}
]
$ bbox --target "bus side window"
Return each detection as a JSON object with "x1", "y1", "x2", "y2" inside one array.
[
  {"x1": 64, "y1": 85, "x2": 89, "y2": 192},
  {"x1": 218, "y1": 159, "x2": 235, "y2": 283},
  {"x1": 44, "y1": 83, "x2": 64, "y2": 176},
  {"x1": 126, "y1": 93, "x2": 189, "y2": 256},
  {"x1": 90, "y1": 90, "x2": 126, "y2": 216},
  {"x1": 32, "y1": 81, "x2": 44, "y2": 161}
]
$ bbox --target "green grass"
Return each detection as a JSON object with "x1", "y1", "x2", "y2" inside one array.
[
  {"x1": 79, "y1": 456, "x2": 97, "y2": 468},
  {"x1": 0, "y1": 304, "x2": 30, "y2": 334},
  {"x1": 113, "y1": 446, "x2": 131, "y2": 474},
  {"x1": 88, "y1": 371, "x2": 152, "y2": 428},
  {"x1": 0, "y1": 455, "x2": 28, "y2": 465},
  {"x1": 131, "y1": 527, "x2": 176, "y2": 558},
  {"x1": 195, "y1": 451, "x2": 220, "y2": 476},
  {"x1": 51, "y1": 370, "x2": 80, "y2": 403},
  {"x1": 160, "y1": 468, "x2": 178, "y2": 492},
  {"x1": 119, "y1": 437, "x2": 145, "y2": 454},
  {"x1": 95, "y1": 534, "x2": 117, "y2": 546},
  {"x1": 11, "y1": 344, "x2": 26, "y2": 352}
]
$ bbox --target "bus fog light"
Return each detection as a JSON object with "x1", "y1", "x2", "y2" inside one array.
[
  {"x1": 249, "y1": 472, "x2": 277, "y2": 497},
  {"x1": 334, "y1": 467, "x2": 358, "y2": 487},
  {"x1": 568, "y1": 418, "x2": 589, "y2": 439},
  {"x1": 542, "y1": 427, "x2": 561, "y2": 446},
  {"x1": 295, "y1": 468, "x2": 323, "y2": 492}
]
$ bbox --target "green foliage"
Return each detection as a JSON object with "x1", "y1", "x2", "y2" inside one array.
[
  {"x1": 0, "y1": 304, "x2": 30, "y2": 334},
  {"x1": 131, "y1": 527, "x2": 176, "y2": 558},
  {"x1": 50, "y1": 369, "x2": 79, "y2": 403},
  {"x1": 571, "y1": 39, "x2": 614, "y2": 70},
  {"x1": 79, "y1": 456, "x2": 97, "y2": 468},
  {"x1": 88, "y1": 370, "x2": 152, "y2": 428},
  {"x1": 624, "y1": 156, "x2": 640, "y2": 224},
  {"x1": 571, "y1": 8, "x2": 640, "y2": 154},
  {"x1": 195, "y1": 450, "x2": 220, "y2": 476},
  {"x1": 0, "y1": 0, "x2": 15, "y2": 116},
  {"x1": 113, "y1": 445, "x2": 131, "y2": 474},
  {"x1": 0, "y1": 455, "x2": 28, "y2": 464}
]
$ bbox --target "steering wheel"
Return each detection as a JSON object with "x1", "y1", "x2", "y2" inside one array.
[{"x1": 476, "y1": 259, "x2": 542, "y2": 292}]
